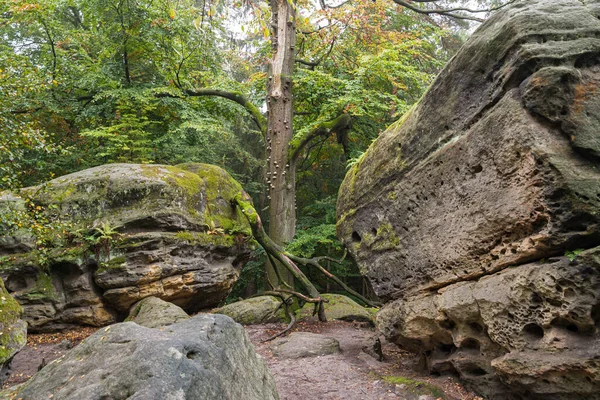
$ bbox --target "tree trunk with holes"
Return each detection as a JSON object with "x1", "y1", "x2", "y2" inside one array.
[{"x1": 265, "y1": 0, "x2": 297, "y2": 288}]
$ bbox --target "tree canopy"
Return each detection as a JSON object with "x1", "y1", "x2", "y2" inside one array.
[{"x1": 1, "y1": 0, "x2": 510, "y2": 297}]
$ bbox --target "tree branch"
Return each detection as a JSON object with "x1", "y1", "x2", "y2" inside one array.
[
  {"x1": 288, "y1": 113, "x2": 351, "y2": 163},
  {"x1": 391, "y1": 0, "x2": 517, "y2": 22},
  {"x1": 233, "y1": 192, "x2": 327, "y2": 322},
  {"x1": 286, "y1": 252, "x2": 382, "y2": 308},
  {"x1": 295, "y1": 39, "x2": 336, "y2": 70},
  {"x1": 184, "y1": 89, "x2": 267, "y2": 136}
]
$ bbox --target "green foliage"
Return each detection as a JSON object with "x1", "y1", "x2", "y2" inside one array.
[
  {"x1": 565, "y1": 248, "x2": 584, "y2": 262},
  {"x1": 226, "y1": 247, "x2": 267, "y2": 303}
]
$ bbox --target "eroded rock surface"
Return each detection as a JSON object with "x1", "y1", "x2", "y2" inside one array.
[
  {"x1": 0, "y1": 314, "x2": 279, "y2": 400},
  {"x1": 0, "y1": 163, "x2": 252, "y2": 331},
  {"x1": 337, "y1": 1, "x2": 600, "y2": 398}
]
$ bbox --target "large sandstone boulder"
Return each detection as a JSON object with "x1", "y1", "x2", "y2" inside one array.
[
  {"x1": 337, "y1": 1, "x2": 600, "y2": 398},
  {"x1": 0, "y1": 314, "x2": 279, "y2": 400},
  {"x1": 0, "y1": 163, "x2": 252, "y2": 331}
]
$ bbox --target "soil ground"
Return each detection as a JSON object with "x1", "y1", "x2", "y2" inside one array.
[{"x1": 4, "y1": 320, "x2": 482, "y2": 400}]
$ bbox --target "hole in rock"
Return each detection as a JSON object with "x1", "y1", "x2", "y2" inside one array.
[
  {"x1": 439, "y1": 319, "x2": 456, "y2": 330},
  {"x1": 522, "y1": 323, "x2": 544, "y2": 340},
  {"x1": 186, "y1": 351, "x2": 198, "y2": 360},
  {"x1": 352, "y1": 231, "x2": 361, "y2": 242},
  {"x1": 563, "y1": 288, "x2": 576, "y2": 298},
  {"x1": 551, "y1": 317, "x2": 580, "y2": 333},
  {"x1": 470, "y1": 165, "x2": 483, "y2": 174},
  {"x1": 592, "y1": 302, "x2": 600, "y2": 329},
  {"x1": 371, "y1": 228, "x2": 377, "y2": 236},
  {"x1": 531, "y1": 292, "x2": 543, "y2": 304},
  {"x1": 462, "y1": 364, "x2": 487, "y2": 377},
  {"x1": 469, "y1": 322, "x2": 484, "y2": 333},
  {"x1": 460, "y1": 338, "x2": 481, "y2": 351},
  {"x1": 437, "y1": 343, "x2": 457, "y2": 356},
  {"x1": 431, "y1": 361, "x2": 459, "y2": 377}
]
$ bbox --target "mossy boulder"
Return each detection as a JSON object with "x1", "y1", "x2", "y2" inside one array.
[
  {"x1": 296, "y1": 294, "x2": 375, "y2": 325},
  {"x1": 0, "y1": 163, "x2": 253, "y2": 331},
  {"x1": 214, "y1": 296, "x2": 288, "y2": 325},
  {"x1": 0, "y1": 278, "x2": 26, "y2": 380},
  {"x1": 126, "y1": 296, "x2": 189, "y2": 328}
]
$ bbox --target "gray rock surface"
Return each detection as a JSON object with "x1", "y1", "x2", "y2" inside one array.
[
  {"x1": 0, "y1": 163, "x2": 252, "y2": 331},
  {"x1": 127, "y1": 296, "x2": 189, "y2": 328},
  {"x1": 270, "y1": 332, "x2": 340, "y2": 359},
  {"x1": 1, "y1": 314, "x2": 279, "y2": 400},
  {"x1": 214, "y1": 296, "x2": 287, "y2": 325},
  {"x1": 337, "y1": 0, "x2": 600, "y2": 398}
]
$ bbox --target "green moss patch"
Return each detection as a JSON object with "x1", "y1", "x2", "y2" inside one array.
[
  {"x1": 381, "y1": 375, "x2": 445, "y2": 399},
  {"x1": 22, "y1": 273, "x2": 57, "y2": 301}
]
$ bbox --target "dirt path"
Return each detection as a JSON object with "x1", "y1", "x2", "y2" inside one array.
[
  {"x1": 246, "y1": 320, "x2": 481, "y2": 400},
  {"x1": 4, "y1": 320, "x2": 481, "y2": 400}
]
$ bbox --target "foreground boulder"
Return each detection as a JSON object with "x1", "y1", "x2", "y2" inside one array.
[
  {"x1": 0, "y1": 279, "x2": 26, "y2": 381},
  {"x1": 0, "y1": 163, "x2": 252, "y2": 331},
  {"x1": 214, "y1": 296, "x2": 288, "y2": 324},
  {"x1": 337, "y1": 0, "x2": 600, "y2": 398},
  {"x1": 127, "y1": 296, "x2": 189, "y2": 328},
  {"x1": 1, "y1": 314, "x2": 278, "y2": 400},
  {"x1": 296, "y1": 294, "x2": 375, "y2": 325}
]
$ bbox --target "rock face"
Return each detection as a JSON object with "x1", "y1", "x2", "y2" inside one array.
[
  {"x1": 270, "y1": 332, "x2": 340, "y2": 359},
  {"x1": 296, "y1": 294, "x2": 375, "y2": 325},
  {"x1": 1, "y1": 314, "x2": 279, "y2": 400},
  {"x1": 337, "y1": 1, "x2": 600, "y2": 398},
  {"x1": 0, "y1": 163, "x2": 252, "y2": 331},
  {"x1": 127, "y1": 296, "x2": 189, "y2": 329},
  {"x1": 0, "y1": 278, "x2": 26, "y2": 380},
  {"x1": 214, "y1": 296, "x2": 288, "y2": 325}
]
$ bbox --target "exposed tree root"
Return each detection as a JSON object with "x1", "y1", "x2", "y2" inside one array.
[{"x1": 233, "y1": 191, "x2": 379, "y2": 340}]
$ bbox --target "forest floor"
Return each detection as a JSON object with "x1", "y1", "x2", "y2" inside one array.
[{"x1": 4, "y1": 320, "x2": 482, "y2": 400}]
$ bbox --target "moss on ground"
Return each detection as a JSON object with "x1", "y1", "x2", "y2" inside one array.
[{"x1": 381, "y1": 375, "x2": 445, "y2": 399}]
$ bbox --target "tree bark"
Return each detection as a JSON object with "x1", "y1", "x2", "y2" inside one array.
[{"x1": 266, "y1": 0, "x2": 297, "y2": 288}]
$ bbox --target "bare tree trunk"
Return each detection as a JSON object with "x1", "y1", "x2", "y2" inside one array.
[{"x1": 266, "y1": 0, "x2": 296, "y2": 288}]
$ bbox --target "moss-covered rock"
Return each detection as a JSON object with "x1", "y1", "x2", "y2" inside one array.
[
  {"x1": 0, "y1": 163, "x2": 253, "y2": 331},
  {"x1": 214, "y1": 296, "x2": 288, "y2": 325},
  {"x1": 0, "y1": 278, "x2": 26, "y2": 378},
  {"x1": 296, "y1": 294, "x2": 375, "y2": 325}
]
